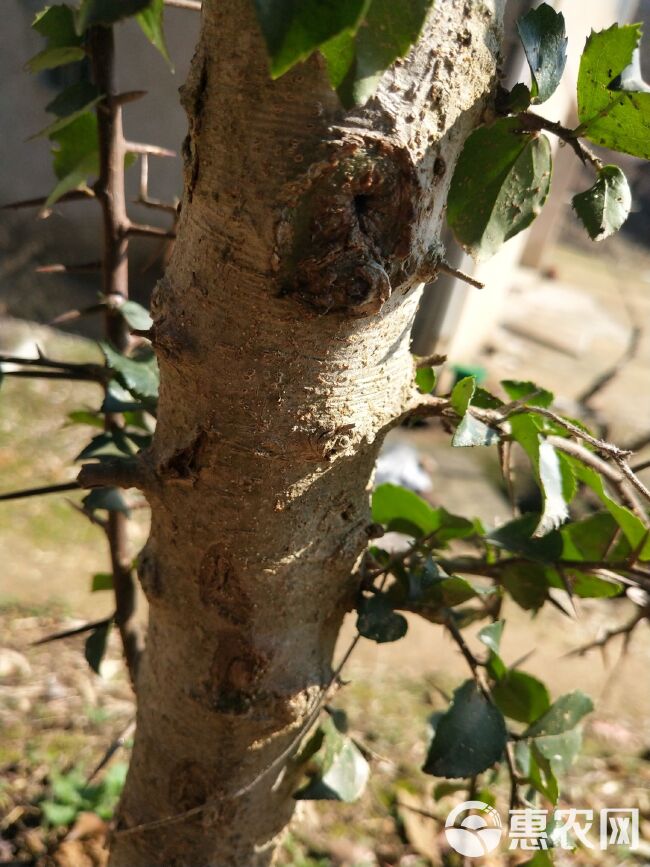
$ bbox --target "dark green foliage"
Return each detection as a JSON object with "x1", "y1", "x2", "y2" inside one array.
[
  {"x1": 423, "y1": 681, "x2": 508, "y2": 778},
  {"x1": 84, "y1": 620, "x2": 112, "y2": 673},
  {"x1": 516, "y1": 4, "x2": 567, "y2": 103},
  {"x1": 573, "y1": 165, "x2": 631, "y2": 240},
  {"x1": 294, "y1": 717, "x2": 369, "y2": 802},
  {"x1": 577, "y1": 23, "x2": 650, "y2": 159},
  {"x1": 446, "y1": 118, "x2": 552, "y2": 261},
  {"x1": 356, "y1": 594, "x2": 408, "y2": 643}
]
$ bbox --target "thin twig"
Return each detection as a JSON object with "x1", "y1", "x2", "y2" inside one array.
[
  {"x1": 36, "y1": 261, "x2": 102, "y2": 274},
  {"x1": 0, "y1": 189, "x2": 94, "y2": 210},
  {"x1": 32, "y1": 615, "x2": 112, "y2": 646},
  {"x1": 564, "y1": 610, "x2": 647, "y2": 658},
  {"x1": 126, "y1": 141, "x2": 176, "y2": 158},
  {"x1": 86, "y1": 719, "x2": 136, "y2": 783},
  {"x1": 516, "y1": 111, "x2": 603, "y2": 170},
  {"x1": 0, "y1": 481, "x2": 80, "y2": 502}
]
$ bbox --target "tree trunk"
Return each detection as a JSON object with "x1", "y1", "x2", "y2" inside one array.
[{"x1": 109, "y1": 1, "x2": 504, "y2": 864}]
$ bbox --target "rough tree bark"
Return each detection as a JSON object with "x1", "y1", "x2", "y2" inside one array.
[{"x1": 108, "y1": 1, "x2": 505, "y2": 863}]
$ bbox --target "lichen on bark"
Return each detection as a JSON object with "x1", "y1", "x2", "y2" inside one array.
[{"x1": 108, "y1": 1, "x2": 505, "y2": 864}]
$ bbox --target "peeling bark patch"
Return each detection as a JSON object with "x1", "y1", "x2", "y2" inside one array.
[
  {"x1": 204, "y1": 635, "x2": 270, "y2": 716},
  {"x1": 158, "y1": 430, "x2": 208, "y2": 483},
  {"x1": 137, "y1": 543, "x2": 162, "y2": 599},
  {"x1": 277, "y1": 138, "x2": 417, "y2": 317},
  {"x1": 198, "y1": 544, "x2": 251, "y2": 625},
  {"x1": 169, "y1": 760, "x2": 210, "y2": 811}
]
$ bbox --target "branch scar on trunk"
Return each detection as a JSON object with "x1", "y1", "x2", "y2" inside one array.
[{"x1": 275, "y1": 137, "x2": 418, "y2": 317}]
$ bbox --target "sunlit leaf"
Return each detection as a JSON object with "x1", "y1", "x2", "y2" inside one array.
[
  {"x1": 516, "y1": 3, "x2": 567, "y2": 103},
  {"x1": 573, "y1": 165, "x2": 631, "y2": 240}
]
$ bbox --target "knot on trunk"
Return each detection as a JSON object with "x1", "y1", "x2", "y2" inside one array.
[{"x1": 276, "y1": 137, "x2": 417, "y2": 317}]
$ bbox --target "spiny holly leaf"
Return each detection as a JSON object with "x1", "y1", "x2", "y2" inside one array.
[
  {"x1": 577, "y1": 23, "x2": 650, "y2": 159},
  {"x1": 501, "y1": 379, "x2": 554, "y2": 408},
  {"x1": 452, "y1": 413, "x2": 500, "y2": 448},
  {"x1": 516, "y1": 3, "x2": 567, "y2": 104},
  {"x1": 509, "y1": 415, "x2": 569, "y2": 536},
  {"x1": 488, "y1": 513, "x2": 563, "y2": 562},
  {"x1": 447, "y1": 118, "x2": 552, "y2": 261},
  {"x1": 91, "y1": 572, "x2": 113, "y2": 592},
  {"x1": 356, "y1": 594, "x2": 408, "y2": 643},
  {"x1": 492, "y1": 671, "x2": 551, "y2": 725},
  {"x1": 525, "y1": 690, "x2": 594, "y2": 737},
  {"x1": 137, "y1": 0, "x2": 172, "y2": 66},
  {"x1": 423, "y1": 680, "x2": 507, "y2": 778},
  {"x1": 326, "y1": 0, "x2": 435, "y2": 107},
  {"x1": 548, "y1": 568, "x2": 623, "y2": 599},
  {"x1": 84, "y1": 620, "x2": 111, "y2": 674},
  {"x1": 27, "y1": 5, "x2": 85, "y2": 72},
  {"x1": 573, "y1": 165, "x2": 631, "y2": 241},
  {"x1": 561, "y1": 512, "x2": 631, "y2": 562},
  {"x1": 101, "y1": 343, "x2": 159, "y2": 401},
  {"x1": 253, "y1": 0, "x2": 369, "y2": 78},
  {"x1": 294, "y1": 717, "x2": 369, "y2": 802},
  {"x1": 77, "y1": 0, "x2": 154, "y2": 31},
  {"x1": 564, "y1": 455, "x2": 650, "y2": 558}
]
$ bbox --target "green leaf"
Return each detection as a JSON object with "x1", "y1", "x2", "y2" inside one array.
[
  {"x1": 66, "y1": 410, "x2": 104, "y2": 429},
  {"x1": 46, "y1": 112, "x2": 99, "y2": 207},
  {"x1": 450, "y1": 376, "x2": 476, "y2": 417},
  {"x1": 356, "y1": 594, "x2": 408, "y2": 643},
  {"x1": 77, "y1": 0, "x2": 153, "y2": 31},
  {"x1": 84, "y1": 620, "x2": 111, "y2": 674},
  {"x1": 83, "y1": 487, "x2": 131, "y2": 517},
  {"x1": 478, "y1": 620, "x2": 504, "y2": 656},
  {"x1": 577, "y1": 23, "x2": 650, "y2": 159},
  {"x1": 492, "y1": 671, "x2": 551, "y2": 724},
  {"x1": 560, "y1": 512, "x2": 630, "y2": 562},
  {"x1": 119, "y1": 300, "x2": 153, "y2": 331},
  {"x1": 516, "y1": 740, "x2": 559, "y2": 803},
  {"x1": 452, "y1": 413, "x2": 500, "y2": 447},
  {"x1": 415, "y1": 366, "x2": 436, "y2": 394},
  {"x1": 91, "y1": 572, "x2": 113, "y2": 592},
  {"x1": 472, "y1": 387, "x2": 504, "y2": 410},
  {"x1": 548, "y1": 568, "x2": 623, "y2": 599},
  {"x1": 423, "y1": 680, "x2": 507, "y2": 778},
  {"x1": 447, "y1": 117, "x2": 552, "y2": 261},
  {"x1": 102, "y1": 381, "x2": 149, "y2": 414},
  {"x1": 329, "y1": 0, "x2": 435, "y2": 106},
  {"x1": 502, "y1": 379, "x2": 554, "y2": 408},
  {"x1": 573, "y1": 165, "x2": 631, "y2": 241},
  {"x1": 137, "y1": 0, "x2": 172, "y2": 66},
  {"x1": 27, "y1": 45, "x2": 86, "y2": 72},
  {"x1": 525, "y1": 690, "x2": 594, "y2": 737},
  {"x1": 253, "y1": 0, "x2": 369, "y2": 78},
  {"x1": 37, "y1": 81, "x2": 103, "y2": 138},
  {"x1": 27, "y1": 5, "x2": 85, "y2": 72},
  {"x1": 500, "y1": 561, "x2": 549, "y2": 611},
  {"x1": 534, "y1": 729, "x2": 582, "y2": 775},
  {"x1": 488, "y1": 513, "x2": 563, "y2": 562},
  {"x1": 101, "y1": 343, "x2": 159, "y2": 401},
  {"x1": 41, "y1": 800, "x2": 78, "y2": 827},
  {"x1": 564, "y1": 455, "x2": 650, "y2": 558},
  {"x1": 294, "y1": 718, "x2": 369, "y2": 802},
  {"x1": 416, "y1": 574, "x2": 479, "y2": 609},
  {"x1": 517, "y1": 4, "x2": 567, "y2": 103},
  {"x1": 371, "y1": 483, "x2": 438, "y2": 536}
]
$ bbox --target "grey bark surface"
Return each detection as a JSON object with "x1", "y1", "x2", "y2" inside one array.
[{"x1": 109, "y1": 1, "x2": 504, "y2": 864}]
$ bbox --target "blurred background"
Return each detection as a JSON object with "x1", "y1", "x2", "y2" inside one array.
[{"x1": 1, "y1": 1, "x2": 650, "y2": 865}]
